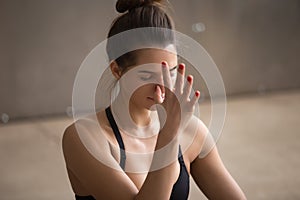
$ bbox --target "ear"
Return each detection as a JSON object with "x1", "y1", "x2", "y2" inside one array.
[{"x1": 110, "y1": 61, "x2": 122, "y2": 79}]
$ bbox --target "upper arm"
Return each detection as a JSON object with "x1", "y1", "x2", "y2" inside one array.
[
  {"x1": 190, "y1": 146, "x2": 246, "y2": 200},
  {"x1": 62, "y1": 122, "x2": 138, "y2": 200}
]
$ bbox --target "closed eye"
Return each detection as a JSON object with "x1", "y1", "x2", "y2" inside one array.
[
  {"x1": 140, "y1": 74, "x2": 153, "y2": 80},
  {"x1": 138, "y1": 71, "x2": 155, "y2": 81},
  {"x1": 138, "y1": 65, "x2": 177, "y2": 80}
]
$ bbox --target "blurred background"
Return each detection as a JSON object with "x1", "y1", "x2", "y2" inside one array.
[{"x1": 0, "y1": 0, "x2": 299, "y2": 199}]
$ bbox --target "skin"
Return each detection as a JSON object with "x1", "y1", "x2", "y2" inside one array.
[{"x1": 62, "y1": 49, "x2": 247, "y2": 199}]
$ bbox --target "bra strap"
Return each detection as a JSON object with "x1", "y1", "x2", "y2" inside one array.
[
  {"x1": 105, "y1": 106, "x2": 126, "y2": 170},
  {"x1": 178, "y1": 145, "x2": 185, "y2": 165}
]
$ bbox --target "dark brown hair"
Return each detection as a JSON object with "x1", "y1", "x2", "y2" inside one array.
[{"x1": 106, "y1": 0, "x2": 176, "y2": 73}]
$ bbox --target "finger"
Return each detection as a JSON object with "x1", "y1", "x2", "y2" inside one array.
[
  {"x1": 161, "y1": 61, "x2": 172, "y2": 93},
  {"x1": 183, "y1": 75, "x2": 193, "y2": 100},
  {"x1": 154, "y1": 85, "x2": 164, "y2": 104},
  {"x1": 190, "y1": 90, "x2": 200, "y2": 106},
  {"x1": 174, "y1": 63, "x2": 185, "y2": 95}
]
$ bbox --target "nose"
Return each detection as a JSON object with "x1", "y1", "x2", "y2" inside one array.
[{"x1": 156, "y1": 75, "x2": 165, "y2": 94}]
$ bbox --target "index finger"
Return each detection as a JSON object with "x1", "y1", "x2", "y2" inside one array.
[{"x1": 161, "y1": 61, "x2": 172, "y2": 91}]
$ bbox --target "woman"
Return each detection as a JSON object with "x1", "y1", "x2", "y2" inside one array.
[{"x1": 62, "y1": 0, "x2": 246, "y2": 199}]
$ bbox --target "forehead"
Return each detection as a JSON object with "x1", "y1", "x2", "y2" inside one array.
[{"x1": 134, "y1": 48, "x2": 178, "y2": 68}]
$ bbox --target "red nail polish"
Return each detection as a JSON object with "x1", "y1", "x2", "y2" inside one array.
[
  {"x1": 162, "y1": 61, "x2": 167, "y2": 67},
  {"x1": 195, "y1": 91, "x2": 200, "y2": 97},
  {"x1": 187, "y1": 76, "x2": 192, "y2": 83},
  {"x1": 179, "y1": 64, "x2": 185, "y2": 70}
]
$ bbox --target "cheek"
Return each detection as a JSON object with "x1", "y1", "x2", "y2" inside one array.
[
  {"x1": 131, "y1": 84, "x2": 155, "y2": 98},
  {"x1": 119, "y1": 75, "x2": 155, "y2": 96}
]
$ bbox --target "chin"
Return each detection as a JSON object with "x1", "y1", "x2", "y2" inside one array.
[{"x1": 149, "y1": 105, "x2": 157, "y2": 111}]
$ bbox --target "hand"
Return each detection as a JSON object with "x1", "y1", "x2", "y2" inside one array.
[{"x1": 154, "y1": 61, "x2": 200, "y2": 136}]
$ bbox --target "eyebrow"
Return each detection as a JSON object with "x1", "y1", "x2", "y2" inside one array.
[
  {"x1": 138, "y1": 65, "x2": 178, "y2": 74},
  {"x1": 138, "y1": 70, "x2": 154, "y2": 74}
]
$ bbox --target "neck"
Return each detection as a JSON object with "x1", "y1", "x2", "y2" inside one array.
[
  {"x1": 129, "y1": 100, "x2": 152, "y2": 126},
  {"x1": 110, "y1": 90, "x2": 159, "y2": 138},
  {"x1": 112, "y1": 93, "x2": 151, "y2": 126}
]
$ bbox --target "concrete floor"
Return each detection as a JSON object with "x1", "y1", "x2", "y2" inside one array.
[{"x1": 0, "y1": 89, "x2": 299, "y2": 200}]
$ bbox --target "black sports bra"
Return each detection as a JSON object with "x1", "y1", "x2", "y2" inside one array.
[{"x1": 75, "y1": 107, "x2": 190, "y2": 200}]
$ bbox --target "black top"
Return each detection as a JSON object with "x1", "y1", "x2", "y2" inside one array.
[{"x1": 75, "y1": 107, "x2": 190, "y2": 200}]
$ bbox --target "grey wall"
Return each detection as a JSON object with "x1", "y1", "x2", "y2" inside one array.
[
  {"x1": 1, "y1": 0, "x2": 116, "y2": 119},
  {"x1": 1, "y1": 0, "x2": 300, "y2": 119},
  {"x1": 172, "y1": 0, "x2": 300, "y2": 96}
]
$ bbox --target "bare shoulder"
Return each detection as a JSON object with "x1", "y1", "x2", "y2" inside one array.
[
  {"x1": 62, "y1": 120, "x2": 80, "y2": 153},
  {"x1": 61, "y1": 114, "x2": 139, "y2": 199},
  {"x1": 62, "y1": 121, "x2": 78, "y2": 145},
  {"x1": 183, "y1": 115, "x2": 210, "y2": 164},
  {"x1": 62, "y1": 110, "x2": 109, "y2": 147},
  {"x1": 62, "y1": 112, "x2": 113, "y2": 170},
  {"x1": 62, "y1": 116, "x2": 99, "y2": 150},
  {"x1": 62, "y1": 118, "x2": 93, "y2": 163}
]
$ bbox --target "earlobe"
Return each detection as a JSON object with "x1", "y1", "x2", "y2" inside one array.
[{"x1": 110, "y1": 61, "x2": 122, "y2": 79}]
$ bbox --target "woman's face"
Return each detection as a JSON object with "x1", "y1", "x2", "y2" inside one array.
[{"x1": 119, "y1": 48, "x2": 178, "y2": 110}]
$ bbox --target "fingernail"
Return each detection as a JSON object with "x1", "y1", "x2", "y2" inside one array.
[
  {"x1": 179, "y1": 64, "x2": 185, "y2": 70},
  {"x1": 195, "y1": 91, "x2": 200, "y2": 97},
  {"x1": 187, "y1": 76, "x2": 192, "y2": 83},
  {"x1": 162, "y1": 61, "x2": 167, "y2": 67}
]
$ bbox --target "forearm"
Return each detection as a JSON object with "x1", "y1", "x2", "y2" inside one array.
[
  {"x1": 191, "y1": 147, "x2": 247, "y2": 200},
  {"x1": 135, "y1": 162, "x2": 178, "y2": 200},
  {"x1": 134, "y1": 125, "x2": 180, "y2": 200}
]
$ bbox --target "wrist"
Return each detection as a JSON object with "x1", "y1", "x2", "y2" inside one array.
[{"x1": 151, "y1": 136, "x2": 179, "y2": 171}]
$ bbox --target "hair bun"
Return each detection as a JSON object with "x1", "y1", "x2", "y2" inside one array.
[{"x1": 116, "y1": 0, "x2": 164, "y2": 13}]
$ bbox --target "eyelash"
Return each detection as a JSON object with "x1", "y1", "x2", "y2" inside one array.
[
  {"x1": 140, "y1": 75, "x2": 152, "y2": 81},
  {"x1": 140, "y1": 71, "x2": 177, "y2": 81}
]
